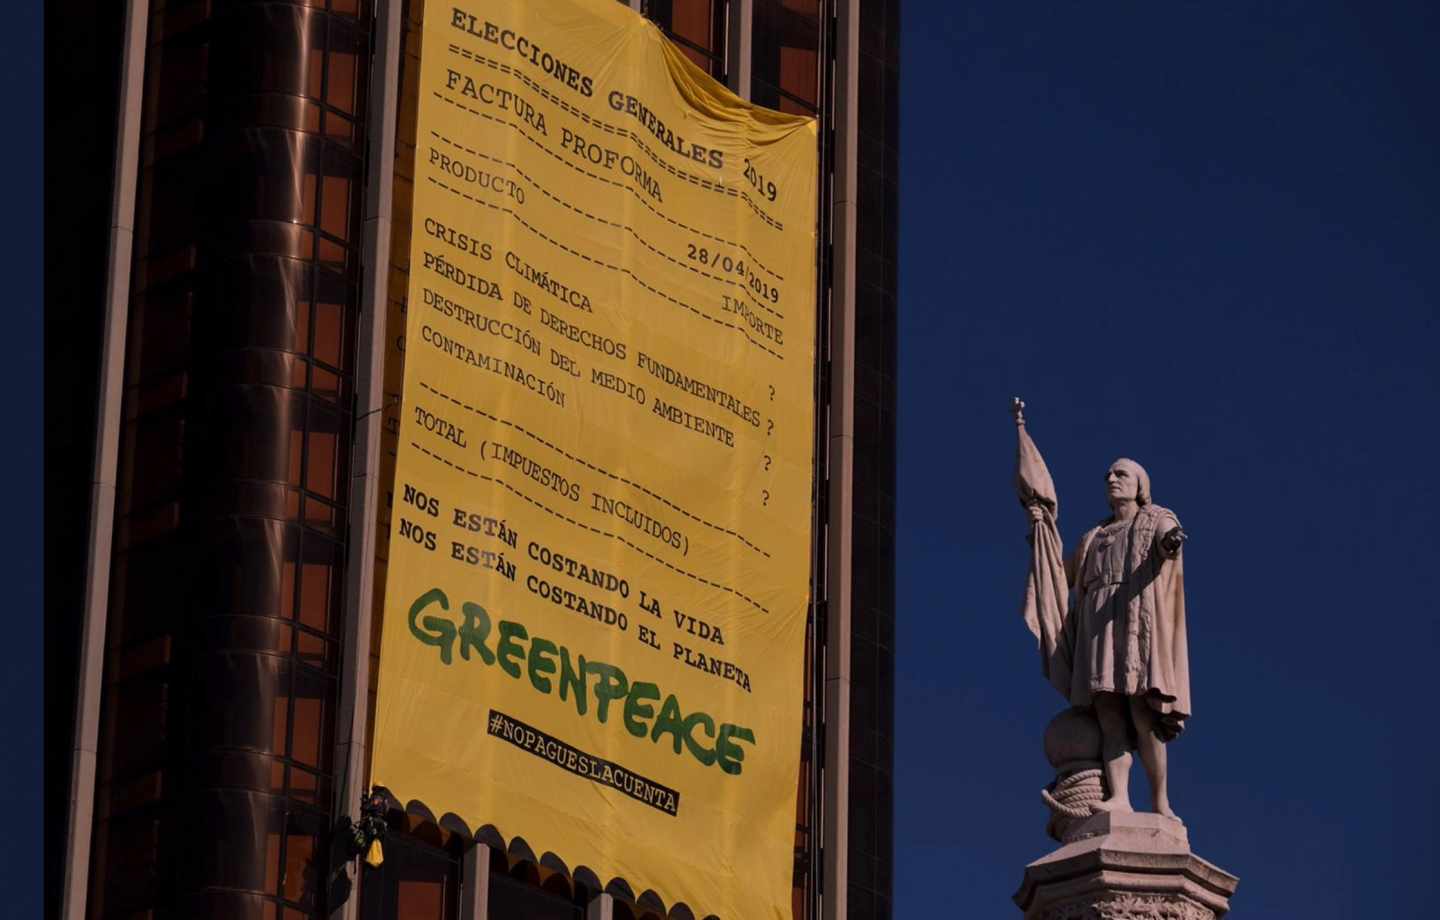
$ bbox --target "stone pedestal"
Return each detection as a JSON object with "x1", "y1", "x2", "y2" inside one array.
[{"x1": 1014, "y1": 813, "x2": 1239, "y2": 919}]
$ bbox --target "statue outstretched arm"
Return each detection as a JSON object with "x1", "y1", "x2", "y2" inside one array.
[
  {"x1": 1153, "y1": 509, "x2": 1187, "y2": 558},
  {"x1": 1160, "y1": 525, "x2": 1187, "y2": 557}
]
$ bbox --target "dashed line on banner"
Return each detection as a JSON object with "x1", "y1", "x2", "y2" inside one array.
[
  {"x1": 418, "y1": 380, "x2": 770, "y2": 559},
  {"x1": 429, "y1": 129, "x2": 786, "y2": 321},
  {"x1": 426, "y1": 171, "x2": 784, "y2": 361},
  {"x1": 409, "y1": 440, "x2": 771, "y2": 614}
]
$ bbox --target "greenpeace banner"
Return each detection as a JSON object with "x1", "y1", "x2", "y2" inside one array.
[{"x1": 370, "y1": 1, "x2": 818, "y2": 916}]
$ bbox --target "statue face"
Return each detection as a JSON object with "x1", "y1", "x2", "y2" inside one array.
[{"x1": 1105, "y1": 461, "x2": 1142, "y2": 503}]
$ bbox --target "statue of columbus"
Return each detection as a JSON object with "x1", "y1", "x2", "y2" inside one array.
[{"x1": 1013, "y1": 398, "x2": 1190, "y2": 820}]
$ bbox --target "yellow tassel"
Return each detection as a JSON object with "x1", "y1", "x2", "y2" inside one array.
[{"x1": 365, "y1": 839, "x2": 384, "y2": 868}]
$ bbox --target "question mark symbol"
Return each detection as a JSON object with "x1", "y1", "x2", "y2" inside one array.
[
  {"x1": 762, "y1": 489, "x2": 769, "y2": 506},
  {"x1": 767, "y1": 419, "x2": 775, "y2": 436},
  {"x1": 768, "y1": 384, "x2": 775, "y2": 401},
  {"x1": 763, "y1": 454, "x2": 772, "y2": 471}
]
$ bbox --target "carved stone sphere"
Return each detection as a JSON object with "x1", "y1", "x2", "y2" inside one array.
[{"x1": 1043, "y1": 707, "x2": 1102, "y2": 769}]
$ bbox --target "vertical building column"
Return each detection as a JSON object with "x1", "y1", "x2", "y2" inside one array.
[
  {"x1": 460, "y1": 844, "x2": 492, "y2": 920},
  {"x1": 726, "y1": 0, "x2": 753, "y2": 100},
  {"x1": 332, "y1": 4, "x2": 405, "y2": 916},
  {"x1": 823, "y1": 1, "x2": 861, "y2": 919},
  {"x1": 587, "y1": 893, "x2": 616, "y2": 920},
  {"x1": 62, "y1": 3, "x2": 149, "y2": 919}
]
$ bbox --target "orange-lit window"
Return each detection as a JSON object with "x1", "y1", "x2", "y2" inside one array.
[
  {"x1": 648, "y1": 0, "x2": 729, "y2": 80},
  {"x1": 752, "y1": 0, "x2": 821, "y2": 114}
]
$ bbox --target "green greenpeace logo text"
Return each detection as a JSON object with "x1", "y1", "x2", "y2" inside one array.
[{"x1": 408, "y1": 587, "x2": 756, "y2": 775}]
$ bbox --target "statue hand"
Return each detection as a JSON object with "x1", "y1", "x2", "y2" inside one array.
[
  {"x1": 1028, "y1": 503, "x2": 1044, "y2": 524},
  {"x1": 1161, "y1": 526, "x2": 1188, "y2": 555}
]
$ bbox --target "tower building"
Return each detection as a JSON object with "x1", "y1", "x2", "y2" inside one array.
[{"x1": 46, "y1": 2, "x2": 897, "y2": 918}]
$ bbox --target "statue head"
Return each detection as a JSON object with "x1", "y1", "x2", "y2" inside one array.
[{"x1": 1106, "y1": 458, "x2": 1150, "y2": 507}]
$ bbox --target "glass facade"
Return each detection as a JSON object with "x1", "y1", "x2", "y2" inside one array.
[
  {"x1": 360, "y1": 820, "x2": 464, "y2": 920},
  {"x1": 645, "y1": 0, "x2": 730, "y2": 80},
  {"x1": 48, "y1": 2, "x2": 896, "y2": 918},
  {"x1": 753, "y1": 0, "x2": 822, "y2": 114},
  {"x1": 78, "y1": 1, "x2": 372, "y2": 916},
  {"x1": 846, "y1": 1, "x2": 899, "y2": 915}
]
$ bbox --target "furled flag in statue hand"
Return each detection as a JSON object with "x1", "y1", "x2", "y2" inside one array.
[{"x1": 1013, "y1": 400, "x2": 1074, "y2": 700}]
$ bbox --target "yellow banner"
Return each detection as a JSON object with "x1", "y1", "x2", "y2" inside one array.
[{"x1": 371, "y1": 2, "x2": 817, "y2": 917}]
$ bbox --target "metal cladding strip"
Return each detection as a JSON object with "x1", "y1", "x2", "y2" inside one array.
[
  {"x1": 726, "y1": 0, "x2": 755, "y2": 101},
  {"x1": 332, "y1": 2, "x2": 405, "y2": 919},
  {"x1": 62, "y1": 2, "x2": 149, "y2": 918},
  {"x1": 823, "y1": 1, "x2": 861, "y2": 919},
  {"x1": 461, "y1": 843, "x2": 491, "y2": 920}
]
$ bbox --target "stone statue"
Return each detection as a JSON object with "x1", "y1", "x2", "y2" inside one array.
[{"x1": 1011, "y1": 398, "x2": 1191, "y2": 829}]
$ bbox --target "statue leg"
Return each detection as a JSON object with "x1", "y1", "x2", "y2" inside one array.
[
  {"x1": 1128, "y1": 695, "x2": 1177, "y2": 819},
  {"x1": 1091, "y1": 693, "x2": 1133, "y2": 813}
]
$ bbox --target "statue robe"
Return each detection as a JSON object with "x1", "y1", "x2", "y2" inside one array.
[
  {"x1": 1016, "y1": 424, "x2": 1191, "y2": 741},
  {"x1": 1069, "y1": 505, "x2": 1191, "y2": 741}
]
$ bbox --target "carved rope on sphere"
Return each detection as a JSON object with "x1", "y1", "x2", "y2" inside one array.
[{"x1": 1042, "y1": 768, "x2": 1103, "y2": 819}]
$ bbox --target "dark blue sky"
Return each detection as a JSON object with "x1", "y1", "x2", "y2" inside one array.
[{"x1": 895, "y1": 2, "x2": 1437, "y2": 917}]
